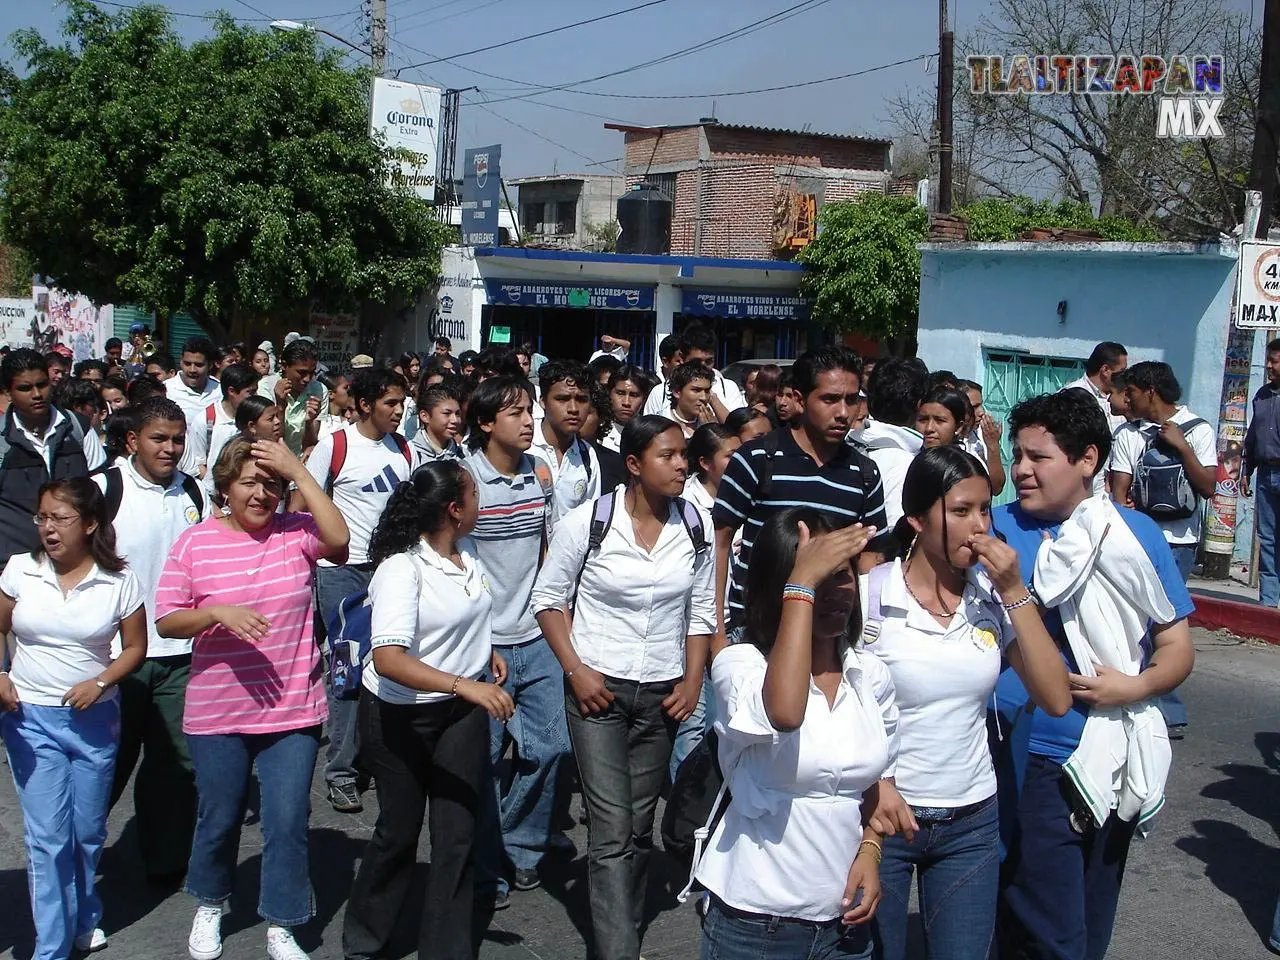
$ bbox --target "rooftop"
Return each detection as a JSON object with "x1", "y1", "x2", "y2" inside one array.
[
  {"x1": 603, "y1": 119, "x2": 890, "y2": 147},
  {"x1": 507, "y1": 173, "x2": 625, "y2": 185}
]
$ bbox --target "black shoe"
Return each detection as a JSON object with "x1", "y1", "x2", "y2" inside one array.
[
  {"x1": 328, "y1": 781, "x2": 363, "y2": 813},
  {"x1": 476, "y1": 887, "x2": 510, "y2": 911},
  {"x1": 1168, "y1": 724, "x2": 1187, "y2": 741},
  {"x1": 513, "y1": 868, "x2": 541, "y2": 891}
]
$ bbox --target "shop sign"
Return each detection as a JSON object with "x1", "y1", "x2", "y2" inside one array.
[
  {"x1": 680, "y1": 289, "x2": 812, "y2": 321},
  {"x1": 485, "y1": 281, "x2": 654, "y2": 311}
]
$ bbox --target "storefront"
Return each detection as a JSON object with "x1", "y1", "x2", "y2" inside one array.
[{"x1": 675, "y1": 289, "x2": 816, "y2": 366}]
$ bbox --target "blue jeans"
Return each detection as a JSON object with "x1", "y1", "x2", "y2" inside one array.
[
  {"x1": 701, "y1": 896, "x2": 873, "y2": 960},
  {"x1": 474, "y1": 636, "x2": 571, "y2": 894},
  {"x1": 670, "y1": 673, "x2": 711, "y2": 781},
  {"x1": 873, "y1": 796, "x2": 999, "y2": 960},
  {"x1": 1258, "y1": 466, "x2": 1280, "y2": 608},
  {"x1": 186, "y1": 726, "x2": 321, "y2": 926},
  {"x1": 2, "y1": 699, "x2": 120, "y2": 960},
  {"x1": 315, "y1": 563, "x2": 373, "y2": 787}
]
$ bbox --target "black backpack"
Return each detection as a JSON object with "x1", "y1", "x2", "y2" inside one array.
[
  {"x1": 661, "y1": 729, "x2": 729, "y2": 869},
  {"x1": 1130, "y1": 418, "x2": 1208, "y2": 521},
  {"x1": 103, "y1": 465, "x2": 204, "y2": 522}
]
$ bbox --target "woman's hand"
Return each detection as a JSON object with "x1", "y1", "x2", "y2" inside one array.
[
  {"x1": 788, "y1": 521, "x2": 878, "y2": 590},
  {"x1": 967, "y1": 533, "x2": 1027, "y2": 598},
  {"x1": 214, "y1": 605, "x2": 271, "y2": 642},
  {"x1": 862, "y1": 779, "x2": 919, "y2": 842},
  {"x1": 63, "y1": 679, "x2": 105, "y2": 711},
  {"x1": 491, "y1": 651, "x2": 509, "y2": 686},
  {"x1": 251, "y1": 439, "x2": 304, "y2": 483},
  {"x1": 662, "y1": 675, "x2": 702, "y2": 722},
  {"x1": 458, "y1": 678, "x2": 515, "y2": 722},
  {"x1": 840, "y1": 844, "x2": 882, "y2": 925},
  {"x1": 273, "y1": 376, "x2": 293, "y2": 404},
  {"x1": 980, "y1": 413, "x2": 1003, "y2": 447},
  {"x1": 0, "y1": 673, "x2": 20, "y2": 711},
  {"x1": 568, "y1": 664, "x2": 615, "y2": 717}
]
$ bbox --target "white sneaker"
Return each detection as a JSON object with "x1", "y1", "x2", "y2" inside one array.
[
  {"x1": 188, "y1": 905, "x2": 224, "y2": 960},
  {"x1": 265, "y1": 926, "x2": 310, "y2": 960},
  {"x1": 74, "y1": 928, "x2": 108, "y2": 952}
]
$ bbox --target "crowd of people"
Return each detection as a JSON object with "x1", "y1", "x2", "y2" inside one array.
[{"x1": 0, "y1": 322, "x2": 1204, "y2": 960}]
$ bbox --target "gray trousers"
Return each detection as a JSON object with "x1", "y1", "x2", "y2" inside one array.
[{"x1": 566, "y1": 675, "x2": 678, "y2": 960}]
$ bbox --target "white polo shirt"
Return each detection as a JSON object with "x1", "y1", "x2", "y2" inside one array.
[
  {"x1": 1063, "y1": 375, "x2": 1123, "y2": 495},
  {"x1": 530, "y1": 487, "x2": 716, "y2": 683},
  {"x1": 94, "y1": 458, "x2": 206, "y2": 658},
  {"x1": 363, "y1": 538, "x2": 493, "y2": 705},
  {"x1": 529, "y1": 433, "x2": 601, "y2": 535},
  {"x1": 858, "y1": 559, "x2": 1013, "y2": 808},
  {"x1": 164, "y1": 375, "x2": 221, "y2": 476},
  {"x1": 1, "y1": 552, "x2": 143, "y2": 706},
  {"x1": 697, "y1": 643, "x2": 897, "y2": 922}
]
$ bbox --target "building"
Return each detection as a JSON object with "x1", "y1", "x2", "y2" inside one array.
[
  {"x1": 604, "y1": 118, "x2": 893, "y2": 259},
  {"x1": 509, "y1": 174, "x2": 625, "y2": 249}
]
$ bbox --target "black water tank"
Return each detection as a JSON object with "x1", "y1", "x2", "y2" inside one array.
[{"x1": 616, "y1": 183, "x2": 671, "y2": 255}]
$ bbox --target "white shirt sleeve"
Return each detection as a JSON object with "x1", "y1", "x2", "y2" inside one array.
[
  {"x1": 710, "y1": 644, "x2": 783, "y2": 746},
  {"x1": 530, "y1": 502, "x2": 593, "y2": 616},
  {"x1": 0, "y1": 553, "x2": 25, "y2": 600},
  {"x1": 305, "y1": 430, "x2": 336, "y2": 490},
  {"x1": 1109, "y1": 424, "x2": 1141, "y2": 475},
  {"x1": 368, "y1": 554, "x2": 418, "y2": 648},
  {"x1": 862, "y1": 653, "x2": 900, "y2": 778},
  {"x1": 685, "y1": 509, "x2": 718, "y2": 637},
  {"x1": 1189, "y1": 421, "x2": 1219, "y2": 467},
  {"x1": 714, "y1": 372, "x2": 747, "y2": 413},
  {"x1": 115, "y1": 569, "x2": 145, "y2": 622},
  {"x1": 82, "y1": 425, "x2": 106, "y2": 471}
]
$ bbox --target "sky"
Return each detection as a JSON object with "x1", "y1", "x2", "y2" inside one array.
[{"x1": 0, "y1": 0, "x2": 1263, "y2": 181}]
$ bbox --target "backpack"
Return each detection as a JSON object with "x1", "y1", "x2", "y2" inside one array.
[
  {"x1": 326, "y1": 428, "x2": 412, "y2": 494},
  {"x1": 857, "y1": 562, "x2": 895, "y2": 646},
  {"x1": 103, "y1": 465, "x2": 204, "y2": 523},
  {"x1": 325, "y1": 589, "x2": 373, "y2": 701},
  {"x1": 662, "y1": 727, "x2": 728, "y2": 873},
  {"x1": 753, "y1": 428, "x2": 879, "y2": 509},
  {"x1": 1130, "y1": 418, "x2": 1207, "y2": 521},
  {"x1": 572, "y1": 493, "x2": 708, "y2": 602}
]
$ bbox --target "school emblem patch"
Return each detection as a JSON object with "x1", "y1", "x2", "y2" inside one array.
[
  {"x1": 184, "y1": 504, "x2": 201, "y2": 525},
  {"x1": 971, "y1": 619, "x2": 1000, "y2": 652}
]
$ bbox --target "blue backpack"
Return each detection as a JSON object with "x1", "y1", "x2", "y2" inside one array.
[
  {"x1": 1130, "y1": 418, "x2": 1207, "y2": 521},
  {"x1": 326, "y1": 591, "x2": 373, "y2": 701}
]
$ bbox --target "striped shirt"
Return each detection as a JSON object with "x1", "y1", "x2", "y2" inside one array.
[
  {"x1": 463, "y1": 448, "x2": 554, "y2": 645},
  {"x1": 712, "y1": 427, "x2": 888, "y2": 620},
  {"x1": 155, "y1": 512, "x2": 329, "y2": 736}
]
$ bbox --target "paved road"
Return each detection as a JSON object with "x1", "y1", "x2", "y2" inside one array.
[{"x1": 2, "y1": 628, "x2": 1279, "y2": 960}]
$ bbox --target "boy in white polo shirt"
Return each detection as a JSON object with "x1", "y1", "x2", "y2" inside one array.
[
  {"x1": 162, "y1": 336, "x2": 221, "y2": 479},
  {"x1": 304, "y1": 367, "x2": 412, "y2": 813},
  {"x1": 96, "y1": 396, "x2": 208, "y2": 882},
  {"x1": 530, "y1": 360, "x2": 600, "y2": 533}
]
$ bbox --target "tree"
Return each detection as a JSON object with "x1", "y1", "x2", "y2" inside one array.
[
  {"x1": 798, "y1": 195, "x2": 930, "y2": 343},
  {"x1": 958, "y1": 196, "x2": 1162, "y2": 241},
  {"x1": 0, "y1": 2, "x2": 451, "y2": 339}
]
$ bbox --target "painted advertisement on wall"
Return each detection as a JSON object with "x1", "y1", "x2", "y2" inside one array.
[
  {"x1": 29, "y1": 287, "x2": 113, "y2": 362},
  {"x1": 0, "y1": 299, "x2": 34, "y2": 349},
  {"x1": 1204, "y1": 319, "x2": 1253, "y2": 556},
  {"x1": 308, "y1": 311, "x2": 359, "y2": 370}
]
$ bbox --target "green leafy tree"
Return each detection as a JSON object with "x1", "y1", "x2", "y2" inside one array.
[
  {"x1": 0, "y1": 2, "x2": 450, "y2": 339},
  {"x1": 798, "y1": 195, "x2": 929, "y2": 342},
  {"x1": 958, "y1": 197, "x2": 1161, "y2": 241}
]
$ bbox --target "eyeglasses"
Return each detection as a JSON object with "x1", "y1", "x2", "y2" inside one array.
[{"x1": 33, "y1": 513, "x2": 81, "y2": 528}]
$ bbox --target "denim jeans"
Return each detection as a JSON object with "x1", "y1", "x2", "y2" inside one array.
[
  {"x1": 568, "y1": 675, "x2": 678, "y2": 960},
  {"x1": 344, "y1": 693, "x2": 488, "y2": 960},
  {"x1": 998, "y1": 754, "x2": 1137, "y2": 960},
  {"x1": 474, "y1": 636, "x2": 572, "y2": 894},
  {"x1": 670, "y1": 672, "x2": 710, "y2": 782},
  {"x1": 315, "y1": 563, "x2": 373, "y2": 787},
  {"x1": 2, "y1": 699, "x2": 120, "y2": 960},
  {"x1": 873, "y1": 796, "x2": 999, "y2": 960},
  {"x1": 701, "y1": 896, "x2": 873, "y2": 960},
  {"x1": 1257, "y1": 466, "x2": 1280, "y2": 608},
  {"x1": 186, "y1": 725, "x2": 321, "y2": 926}
]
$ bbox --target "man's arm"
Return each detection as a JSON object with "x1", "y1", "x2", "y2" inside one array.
[
  {"x1": 1162, "y1": 422, "x2": 1216, "y2": 499},
  {"x1": 714, "y1": 525, "x2": 736, "y2": 641},
  {"x1": 1110, "y1": 471, "x2": 1133, "y2": 507}
]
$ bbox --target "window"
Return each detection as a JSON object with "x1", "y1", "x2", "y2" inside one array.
[
  {"x1": 556, "y1": 200, "x2": 578, "y2": 235},
  {"x1": 521, "y1": 204, "x2": 542, "y2": 234},
  {"x1": 650, "y1": 173, "x2": 677, "y2": 202}
]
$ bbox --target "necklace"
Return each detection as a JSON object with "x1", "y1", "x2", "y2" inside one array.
[
  {"x1": 902, "y1": 556, "x2": 961, "y2": 619},
  {"x1": 625, "y1": 489, "x2": 661, "y2": 553}
]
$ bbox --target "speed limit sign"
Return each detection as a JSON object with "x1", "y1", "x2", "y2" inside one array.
[{"x1": 1236, "y1": 240, "x2": 1280, "y2": 328}]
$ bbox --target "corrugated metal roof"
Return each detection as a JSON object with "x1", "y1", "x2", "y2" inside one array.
[
  {"x1": 508, "y1": 173, "x2": 625, "y2": 185},
  {"x1": 603, "y1": 120, "x2": 890, "y2": 147}
]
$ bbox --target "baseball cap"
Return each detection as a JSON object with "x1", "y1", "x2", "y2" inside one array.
[
  {"x1": 129, "y1": 322, "x2": 148, "y2": 334},
  {"x1": 350, "y1": 354, "x2": 374, "y2": 369}
]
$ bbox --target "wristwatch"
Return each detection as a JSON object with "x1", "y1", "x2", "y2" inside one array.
[{"x1": 94, "y1": 679, "x2": 107, "y2": 690}]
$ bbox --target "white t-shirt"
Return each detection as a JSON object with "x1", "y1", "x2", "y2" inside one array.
[
  {"x1": 94, "y1": 458, "x2": 207, "y2": 657},
  {"x1": 304, "y1": 423, "x2": 412, "y2": 565},
  {"x1": 529, "y1": 434, "x2": 601, "y2": 535},
  {"x1": 363, "y1": 539, "x2": 493, "y2": 705},
  {"x1": 1, "y1": 552, "x2": 143, "y2": 706},
  {"x1": 858, "y1": 559, "x2": 1013, "y2": 807},
  {"x1": 1109, "y1": 405, "x2": 1217, "y2": 545},
  {"x1": 164, "y1": 375, "x2": 221, "y2": 476},
  {"x1": 642, "y1": 368, "x2": 747, "y2": 417}
]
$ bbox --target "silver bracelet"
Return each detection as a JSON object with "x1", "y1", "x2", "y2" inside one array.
[{"x1": 1002, "y1": 591, "x2": 1035, "y2": 612}]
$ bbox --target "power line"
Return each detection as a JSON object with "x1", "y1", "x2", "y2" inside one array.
[
  {"x1": 393, "y1": 0, "x2": 503, "y2": 30},
  {"x1": 398, "y1": 0, "x2": 676, "y2": 69},
  {"x1": 89, "y1": 0, "x2": 363, "y2": 23}
]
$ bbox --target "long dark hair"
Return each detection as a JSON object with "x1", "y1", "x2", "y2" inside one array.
[
  {"x1": 620, "y1": 414, "x2": 682, "y2": 486},
  {"x1": 35, "y1": 478, "x2": 126, "y2": 573},
  {"x1": 235, "y1": 394, "x2": 275, "y2": 433},
  {"x1": 687, "y1": 422, "x2": 734, "y2": 480},
  {"x1": 368, "y1": 460, "x2": 470, "y2": 567},
  {"x1": 891, "y1": 446, "x2": 988, "y2": 562},
  {"x1": 743, "y1": 508, "x2": 854, "y2": 656}
]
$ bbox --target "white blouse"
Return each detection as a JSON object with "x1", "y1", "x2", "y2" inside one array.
[
  {"x1": 696, "y1": 643, "x2": 898, "y2": 922},
  {"x1": 363, "y1": 539, "x2": 493, "y2": 705}
]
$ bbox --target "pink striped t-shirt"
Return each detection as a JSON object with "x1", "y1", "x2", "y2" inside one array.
[{"x1": 156, "y1": 512, "x2": 329, "y2": 736}]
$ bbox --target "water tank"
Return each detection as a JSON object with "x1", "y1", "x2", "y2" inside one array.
[{"x1": 616, "y1": 183, "x2": 671, "y2": 255}]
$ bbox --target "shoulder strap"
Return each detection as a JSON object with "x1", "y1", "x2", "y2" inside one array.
[
  {"x1": 60, "y1": 407, "x2": 86, "y2": 447},
  {"x1": 326, "y1": 429, "x2": 348, "y2": 495},
  {"x1": 674, "y1": 496, "x2": 709, "y2": 564},
  {"x1": 576, "y1": 436, "x2": 594, "y2": 480},
  {"x1": 180, "y1": 473, "x2": 205, "y2": 519},
  {"x1": 104, "y1": 466, "x2": 123, "y2": 521},
  {"x1": 1179, "y1": 417, "x2": 1208, "y2": 434},
  {"x1": 572, "y1": 495, "x2": 616, "y2": 606},
  {"x1": 860, "y1": 562, "x2": 894, "y2": 646},
  {"x1": 754, "y1": 429, "x2": 784, "y2": 500},
  {"x1": 389, "y1": 431, "x2": 412, "y2": 467}
]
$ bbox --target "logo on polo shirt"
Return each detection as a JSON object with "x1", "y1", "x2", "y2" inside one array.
[
  {"x1": 184, "y1": 504, "x2": 200, "y2": 525},
  {"x1": 971, "y1": 617, "x2": 1000, "y2": 652},
  {"x1": 573, "y1": 479, "x2": 587, "y2": 500},
  {"x1": 361, "y1": 464, "x2": 402, "y2": 494}
]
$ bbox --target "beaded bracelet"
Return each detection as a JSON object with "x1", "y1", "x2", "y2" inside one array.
[
  {"x1": 858, "y1": 838, "x2": 883, "y2": 864},
  {"x1": 782, "y1": 583, "x2": 817, "y2": 605},
  {"x1": 1002, "y1": 591, "x2": 1035, "y2": 612},
  {"x1": 450, "y1": 674, "x2": 462, "y2": 696}
]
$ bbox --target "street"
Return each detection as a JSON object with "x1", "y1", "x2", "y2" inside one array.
[{"x1": 1, "y1": 627, "x2": 1278, "y2": 960}]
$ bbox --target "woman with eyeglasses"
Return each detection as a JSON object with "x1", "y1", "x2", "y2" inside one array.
[{"x1": 0, "y1": 478, "x2": 147, "y2": 960}]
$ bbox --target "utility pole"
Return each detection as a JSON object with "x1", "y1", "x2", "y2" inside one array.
[
  {"x1": 1248, "y1": 0, "x2": 1279, "y2": 239},
  {"x1": 370, "y1": 0, "x2": 387, "y2": 76},
  {"x1": 937, "y1": 0, "x2": 954, "y2": 213}
]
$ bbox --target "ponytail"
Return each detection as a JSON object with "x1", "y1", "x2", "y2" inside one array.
[{"x1": 367, "y1": 460, "x2": 469, "y2": 567}]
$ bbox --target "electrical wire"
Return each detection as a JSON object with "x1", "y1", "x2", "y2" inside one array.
[{"x1": 88, "y1": 0, "x2": 362, "y2": 23}]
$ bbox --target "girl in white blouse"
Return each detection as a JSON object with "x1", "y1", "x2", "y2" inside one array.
[
  {"x1": 534, "y1": 415, "x2": 717, "y2": 960},
  {"x1": 697, "y1": 508, "x2": 891, "y2": 960},
  {"x1": 0, "y1": 478, "x2": 147, "y2": 960},
  {"x1": 342, "y1": 461, "x2": 514, "y2": 960}
]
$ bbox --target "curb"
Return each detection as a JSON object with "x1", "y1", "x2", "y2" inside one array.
[{"x1": 1190, "y1": 592, "x2": 1280, "y2": 645}]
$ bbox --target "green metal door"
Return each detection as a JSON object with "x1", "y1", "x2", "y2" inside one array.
[{"x1": 982, "y1": 350, "x2": 1086, "y2": 505}]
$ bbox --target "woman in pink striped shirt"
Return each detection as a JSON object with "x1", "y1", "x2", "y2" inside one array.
[{"x1": 156, "y1": 437, "x2": 349, "y2": 960}]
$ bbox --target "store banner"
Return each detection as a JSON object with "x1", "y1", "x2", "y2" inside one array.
[
  {"x1": 308, "y1": 311, "x2": 359, "y2": 369},
  {"x1": 370, "y1": 77, "x2": 442, "y2": 202},
  {"x1": 680, "y1": 289, "x2": 812, "y2": 321},
  {"x1": 485, "y1": 281, "x2": 654, "y2": 311},
  {"x1": 461, "y1": 145, "x2": 502, "y2": 247}
]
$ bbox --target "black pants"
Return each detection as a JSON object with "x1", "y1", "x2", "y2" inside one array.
[{"x1": 342, "y1": 692, "x2": 489, "y2": 960}]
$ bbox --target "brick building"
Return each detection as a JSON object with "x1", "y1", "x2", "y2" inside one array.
[{"x1": 604, "y1": 119, "x2": 893, "y2": 259}]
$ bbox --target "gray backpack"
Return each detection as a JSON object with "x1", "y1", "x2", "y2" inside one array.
[{"x1": 1130, "y1": 419, "x2": 1207, "y2": 521}]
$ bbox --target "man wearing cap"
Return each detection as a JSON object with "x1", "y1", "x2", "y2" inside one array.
[{"x1": 349, "y1": 354, "x2": 374, "y2": 370}]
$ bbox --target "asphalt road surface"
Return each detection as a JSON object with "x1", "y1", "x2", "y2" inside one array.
[{"x1": 1, "y1": 628, "x2": 1278, "y2": 960}]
